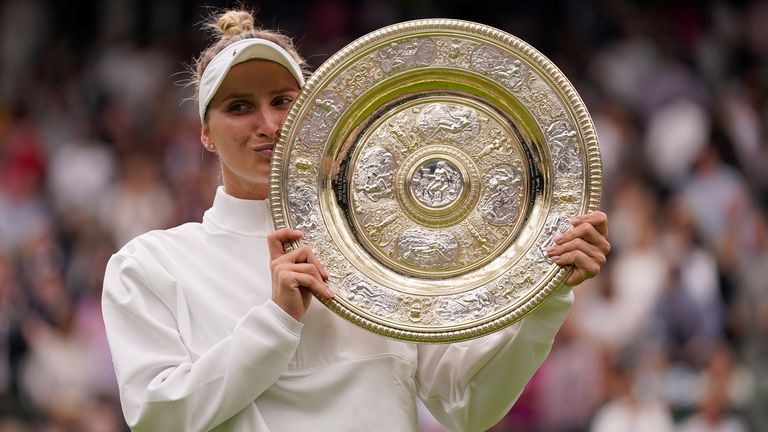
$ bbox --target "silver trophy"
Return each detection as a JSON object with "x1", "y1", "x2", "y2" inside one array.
[{"x1": 270, "y1": 19, "x2": 602, "y2": 342}]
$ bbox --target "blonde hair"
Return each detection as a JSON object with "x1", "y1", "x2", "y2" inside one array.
[{"x1": 191, "y1": 9, "x2": 307, "y2": 102}]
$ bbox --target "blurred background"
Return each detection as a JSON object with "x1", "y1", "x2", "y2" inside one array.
[{"x1": 0, "y1": 0, "x2": 766, "y2": 431}]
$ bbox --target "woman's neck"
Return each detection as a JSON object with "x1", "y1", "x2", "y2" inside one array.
[{"x1": 223, "y1": 182, "x2": 268, "y2": 201}]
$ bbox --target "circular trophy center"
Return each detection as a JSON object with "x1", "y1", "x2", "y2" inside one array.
[
  {"x1": 344, "y1": 94, "x2": 530, "y2": 279},
  {"x1": 410, "y1": 159, "x2": 464, "y2": 209}
]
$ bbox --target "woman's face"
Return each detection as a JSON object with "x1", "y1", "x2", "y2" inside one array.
[{"x1": 202, "y1": 60, "x2": 300, "y2": 200}]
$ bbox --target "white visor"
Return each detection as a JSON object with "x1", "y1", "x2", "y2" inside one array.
[{"x1": 198, "y1": 38, "x2": 305, "y2": 121}]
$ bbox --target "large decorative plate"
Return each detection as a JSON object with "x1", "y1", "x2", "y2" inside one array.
[{"x1": 270, "y1": 19, "x2": 601, "y2": 343}]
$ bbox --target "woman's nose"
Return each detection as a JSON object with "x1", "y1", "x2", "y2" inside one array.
[{"x1": 253, "y1": 109, "x2": 282, "y2": 140}]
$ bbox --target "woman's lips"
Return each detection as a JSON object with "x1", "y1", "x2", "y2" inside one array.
[{"x1": 251, "y1": 145, "x2": 274, "y2": 159}]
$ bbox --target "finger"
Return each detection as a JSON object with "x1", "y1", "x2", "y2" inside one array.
[
  {"x1": 267, "y1": 228, "x2": 304, "y2": 260},
  {"x1": 279, "y1": 271, "x2": 333, "y2": 299},
  {"x1": 555, "y1": 223, "x2": 611, "y2": 255},
  {"x1": 571, "y1": 211, "x2": 608, "y2": 237},
  {"x1": 547, "y1": 238, "x2": 606, "y2": 265},
  {"x1": 284, "y1": 245, "x2": 329, "y2": 280},
  {"x1": 552, "y1": 250, "x2": 600, "y2": 285},
  {"x1": 275, "y1": 263, "x2": 324, "y2": 283}
]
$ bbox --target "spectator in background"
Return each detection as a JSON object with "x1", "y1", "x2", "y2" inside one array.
[
  {"x1": 0, "y1": 252, "x2": 23, "y2": 409},
  {"x1": 590, "y1": 350, "x2": 675, "y2": 432},
  {"x1": 681, "y1": 145, "x2": 750, "y2": 251},
  {"x1": 534, "y1": 316, "x2": 605, "y2": 432},
  {"x1": 652, "y1": 264, "x2": 718, "y2": 367},
  {"x1": 678, "y1": 381, "x2": 749, "y2": 432},
  {"x1": 100, "y1": 154, "x2": 174, "y2": 247},
  {"x1": 47, "y1": 136, "x2": 115, "y2": 224},
  {"x1": 607, "y1": 180, "x2": 668, "y2": 342},
  {"x1": 731, "y1": 208, "x2": 768, "y2": 430},
  {"x1": 698, "y1": 344, "x2": 753, "y2": 414},
  {"x1": 0, "y1": 114, "x2": 50, "y2": 252}
]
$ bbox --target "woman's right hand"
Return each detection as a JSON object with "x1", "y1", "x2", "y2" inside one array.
[{"x1": 267, "y1": 228, "x2": 333, "y2": 321}]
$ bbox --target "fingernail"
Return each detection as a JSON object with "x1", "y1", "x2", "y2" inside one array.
[
  {"x1": 546, "y1": 246, "x2": 556, "y2": 255},
  {"x1": 321, "y1": 266, "x2": 330, "y2": 279},
  {"x1": 325, "y1": 286, "x2": 334, "y2": 298},
  {"x1": 550, "y1": 255, "x2": 560, "y2": 262},
  {"x1": 554, "y1": 234, "x2": 565, "y2": 244}
]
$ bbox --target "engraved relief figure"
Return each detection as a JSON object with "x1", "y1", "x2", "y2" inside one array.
[
  {"x1": 464, "y1": 220, "x2": 492, "y2": 255},
  {"x1": 545, "y1": 120, "x2": 576, "y2": 143},
  {"x1": 412, "y1": 160, "x2": 463, "y2": 207},
  {"x1": 343, "y1": 274, "x2": 397, "y2": 316},
  {"x1": 361, "y1": 212, "x2": 399, "y2": 248},
  {"x1": 354, "y1": 147, "x2": 397, "y2": 202},
  {"x1": 447, "y1": 42, "x2": 463, "y2": 61},
  {"x1": 436, "y1": 291, "x2": 495, "y2": 323},
  {"x1": 491, "y1": 277, "x2": 522, "y2": 305},
  {"x1": 546, "y1": 120, "x2": 581, "y2": 176},
  {"x1": 434, "y1": 38, "x2": 478, "y2": 67},
  {"x1": 374, "y1": 111, "x2": 422, "y2": 159},
  {"x1": 396, "y1": 229, "x2": 459, "y2": 269},
  {"x1": 479, "y1": 165, "x2": 523, "y2": 225},
  {"x1": 294, "y1": 158, "x2": 318, "y2": 174},
  {"x1": 399, "y1": 296, "x2": 436, "y2": 324},
  {"x1": 492, "y1": 264, "x2": 537, "y2": 304},
  {"x1": 299, "y1": 91, "x2": 345, "y2": 148},
  {"x1": 287, "y1": 158, "x2": 319, "y2": 187},
  {"x1": 470, "y1": 46, "x2": 532, "y2": 90},
  {"x1": 506, "y1": 59, "x2": 528, "y2": 90},
  {"x1": 477, "y1": 128, "x2": 515, "y2": 161},
  {"x1": 288, "y1": 184, "x2": 321, "y2": 238},
  {"x1": 392, "y1": 126, "x2": 416, "y2": 155},
  {"x1": 470, "y1": 45, "x2": 513, "y2": 81},
  {"x1": 417, "y1": 103, "x2": 479, "y2": 142},
  {"x1": 338, "y1": 56, "x2": 382, "y2": 95},
  {"x1": 378, "y1": 38, "x2": 437, "y2": 73}
]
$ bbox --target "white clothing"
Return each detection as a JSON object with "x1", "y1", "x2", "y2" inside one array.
[
  {"x1": 677, "y1": 415, "x2": 748, "y2": 432},
  {"x1": 103, "y1": 187, "x2": 573, "y2": 432},
  {"x1": 590, "y1": 398, "x2": 675, "y2": 432}
]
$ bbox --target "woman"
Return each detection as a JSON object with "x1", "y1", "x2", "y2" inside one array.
[{"x1": 102, "y1": 9, "x2": 610, "y2": 432}]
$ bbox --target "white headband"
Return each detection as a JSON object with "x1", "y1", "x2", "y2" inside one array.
[{"x1": 198, "y1": 38, "x2": 305, "y2": 121}]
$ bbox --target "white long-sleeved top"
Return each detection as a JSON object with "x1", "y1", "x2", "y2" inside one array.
[{"x1": 102, "y1": 187, "x2": 573, "y2": 432}]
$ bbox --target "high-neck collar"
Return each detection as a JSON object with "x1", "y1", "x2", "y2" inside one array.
[{"x1": 203, "y1": 187, "x2": 274, "y2": 236}]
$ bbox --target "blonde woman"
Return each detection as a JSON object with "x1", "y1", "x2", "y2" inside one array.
[{"x1": 102, "y1": 9, "x2": 610, "y2": 432}]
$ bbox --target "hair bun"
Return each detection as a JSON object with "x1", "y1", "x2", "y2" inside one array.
[{"x1": 215, "y1": 10, "x2": 255, "y2": 38}]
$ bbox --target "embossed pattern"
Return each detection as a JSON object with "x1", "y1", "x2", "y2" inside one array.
[
  {"x1": 348, "y1": 99, "x2": 528, "y2": 276},
  {"x1": 411, "y1": 160, "x2": 464, "y2": 208},
  {"x1": 271, "y1": 19, "x2": 602, "y2": 342}
]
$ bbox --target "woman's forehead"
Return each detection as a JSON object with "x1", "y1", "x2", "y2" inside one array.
[{"x1": 219, "y1": 59, "x2": 300, "y2": 93}]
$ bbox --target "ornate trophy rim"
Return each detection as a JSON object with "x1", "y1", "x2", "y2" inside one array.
[{"x1": 270, "y1": 19, "x2": 602, "y2": 343}]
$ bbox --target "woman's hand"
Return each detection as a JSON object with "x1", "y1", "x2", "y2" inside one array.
[
  {"x1": 546, "y1": 211, "x2": 610, "y2": 286},
  {"x1": 268, "y1": 228, "x2": 333, "y2": 321}
]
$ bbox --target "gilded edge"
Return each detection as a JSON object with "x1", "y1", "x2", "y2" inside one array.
[{"x1": 270, "y1": 18, "x2": 603, "y2": 343}]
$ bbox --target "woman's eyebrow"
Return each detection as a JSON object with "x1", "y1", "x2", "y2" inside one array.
[
  {"x1": 270, "y1": 86, "x2": 300, "y2": 95},
  {"x1": 220, "y1": 92, "x2": 253, "y2": 102},
  {"x1": 219, "y1": 87, "x2": 298, "y2": 101}
]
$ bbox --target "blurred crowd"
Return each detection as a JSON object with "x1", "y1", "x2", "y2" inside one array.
[{"x1": 0, "y1": 0, "x2": 766, "y2": 431}]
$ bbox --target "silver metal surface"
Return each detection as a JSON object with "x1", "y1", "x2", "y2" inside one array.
[{"x1": 270, "y1": 19, "x2": 602, "y2": 342}]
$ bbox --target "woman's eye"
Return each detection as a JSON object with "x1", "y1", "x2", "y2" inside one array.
[
  {"x1": 227, "y1": 102, "x2": 251, "y2": 114},
  {"x1": 273, "y1": 96, "x2": 294, "y2": 107}
]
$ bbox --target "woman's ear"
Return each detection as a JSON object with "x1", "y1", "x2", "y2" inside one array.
[{"x1": 201, "y1": 124, "x2": 216, "y2": 152}]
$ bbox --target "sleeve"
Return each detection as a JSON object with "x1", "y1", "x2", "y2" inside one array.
[
  {"x1": 102, "y1": 251, "x2": 303, "y2": 432},
  {"x1": 415, "y1": 285, "x2": 574, "y2": 432}
]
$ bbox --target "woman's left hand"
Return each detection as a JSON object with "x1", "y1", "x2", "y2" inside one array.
[{"x1": 546, "y1": 211, "x2": 610, "y2": 286}]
